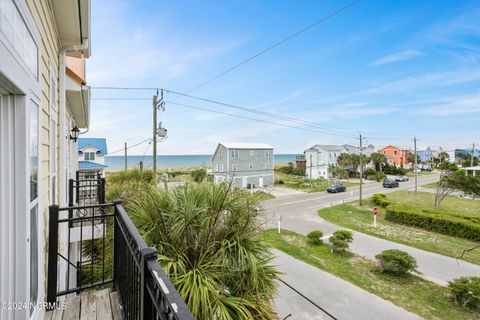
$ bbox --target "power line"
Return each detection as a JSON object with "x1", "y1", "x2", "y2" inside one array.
[
  {"x1": 182, "y1": 0, "x2": 361, "y2": 95},
  {"x1": 167, "y1": 101, "x2": 356, "y2": 138},
  {"x1": 106, "y1": 138, "x2": 152, "y2": 155},
  {"x1": 164, "y1": 89, "x2": 356, "y2": 136},
  {"x1": 91, "y1": 86, "x2": 159, "y2": 91}
]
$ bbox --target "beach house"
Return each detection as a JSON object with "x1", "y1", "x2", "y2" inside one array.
[
  {"x1": 78, "y1": 137, "x2": 108, "y2": 175},
  {"x1": 212, "y1": 142, "x2": 275, "y2": 189}
]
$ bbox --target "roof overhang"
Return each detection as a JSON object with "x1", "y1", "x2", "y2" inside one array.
[
  {"x1": 66, "y1": 75, "x2": 90, "y2": 128},
  {"x1": 79, "y1": 145, "x2": 100, "y2": 152},
  {"x1": 51, "y1": 0, "x2": 91, "y2": 57}
]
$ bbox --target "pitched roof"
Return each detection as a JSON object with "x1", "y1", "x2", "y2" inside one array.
[
  {"x1": 307, "y1": 144, "x2": 343, "y2": 152},
  {"x1": 79, "y1": 161, "x2": 108, "y2": 169},
  {"x1": 219, "y1": 142, "x2": 273, "y2": 149},
  {"x1": 78, "y1": 138, "x2": 108, "y2": 155}
]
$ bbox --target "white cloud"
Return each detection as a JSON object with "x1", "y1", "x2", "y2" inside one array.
[
  {"x1": 414, "y1": 95, "x2": 480, "y2": 116},
  {"x1": 370, "y1": 49, "x2": 422, "y2": 66}
]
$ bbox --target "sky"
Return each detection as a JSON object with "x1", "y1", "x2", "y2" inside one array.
[{"x1": 85, "y1": 0, "x2": 480, "y2": 156}]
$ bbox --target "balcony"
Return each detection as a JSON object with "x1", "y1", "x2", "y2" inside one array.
[{"x1": 45, "y1": 171, "x2": 194, "y2": 319}]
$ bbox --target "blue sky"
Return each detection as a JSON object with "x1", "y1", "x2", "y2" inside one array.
[{"x1": 86, "y1": 0, "x2": 480, "y2": 155}]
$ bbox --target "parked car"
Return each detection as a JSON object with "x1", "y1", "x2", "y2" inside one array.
[
  {"x1": 383, "y1": 179, "x2": 399, "y2": 188},
  {"x1": 327, "y1": 184, "x2": 347, "y2": 193},
  {"x1": 395, "y1": 176, "x2": 409, "y2": 182}
]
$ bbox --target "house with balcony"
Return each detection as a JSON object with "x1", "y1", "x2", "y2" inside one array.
[
  {"x1": 0, "y1": 1, "x2": 192, "y2": 319},
  {"x1": 78, "y1": 137, "x2": 108, "y2": 174},
  {"x1": 379, "y1": 145, "x2": 411, "y2": 167},
  {"x1": 212, "y1": 142, "x2": 274, "y2": 188}
]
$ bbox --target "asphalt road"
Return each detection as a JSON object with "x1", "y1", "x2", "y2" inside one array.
[
  {"x1": 273, "y1": 249, "x2": 421, "y2": 320},
  {"x1": 262, "y1": 174, "x2": 480, "y2": 285}
]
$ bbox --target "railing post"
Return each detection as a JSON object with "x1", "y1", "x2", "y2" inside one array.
[
  {"x1": 112, "y1": 199, "x2": 121, "y2": 291},
  {"x1": 99, "y1": 177, "x2": 106, "y2": 204},
  {"x1": 68, "y1": 179, "x2": 74, "y2": 206},
  {"x1": 140, "y1": 247, "x2": 158, "y2": 320},
  {"x1": 68, "y1": 179, "x2": 74, "y2": 227},
  {"x1": 46, "y1": 205, "x2": 59, "y2": 310}
]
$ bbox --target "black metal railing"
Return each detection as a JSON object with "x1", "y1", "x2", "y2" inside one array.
[
  {"x1": 69, "y1": 171, "x2": 105, "y2": 206},
  {"x1": 47, "y1": 200, "x2": 194, "y2": 319}
]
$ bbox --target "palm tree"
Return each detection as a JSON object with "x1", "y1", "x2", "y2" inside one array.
[
  {"x1": 130, "y1": 182, "x2": 279, "y2": 319},
  {"x1": 370, "y1": 152, "x2": 388, "y2": 172},
  {"x1": 337, "y1": 153, "x2": 352, "y2": 168},
  {"x1": 438, "y1": 151, "x2": 450, "y2": 164}
]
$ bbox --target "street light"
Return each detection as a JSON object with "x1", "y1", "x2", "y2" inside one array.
[{"x1": 69, "y1": 126, "x2": 80, "y2": 142}]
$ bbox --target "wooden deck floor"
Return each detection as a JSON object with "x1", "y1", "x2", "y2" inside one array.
[{"x1": 43, "y1": 289, "x2": 123, "y2": 320}]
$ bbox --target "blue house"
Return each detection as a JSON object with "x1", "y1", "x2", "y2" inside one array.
[
  {"x1": 78, "y1": 138, "x2": 108, "y2": 173},
  {"x1": 416, "y1": 148, "x2": 433, "y2": 163}
]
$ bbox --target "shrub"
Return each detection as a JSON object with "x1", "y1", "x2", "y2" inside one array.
[
  {"x1": 372, "y1": 193, "x2": 391, "y2": 208},
  {"x1": 191, "y1": 168, "x2": 207, "y2": 182},
  {"x1": 329, "y1": 230, "x2": 353, "y2": 254},
  {"x1": 375, "y1": 249, "x2": 418, "y2": 276},
  {"x1": 363, "y1": 168, "x2": 376, "y2": 178},
  {"x1": 385, "y1": 205, "x2": 480, "y2": 241},
  {"x1": 448, "y1": 277, "x2": 480, "y2": 310},
  {"x1": 277, "y1": 165, "x2": 294, "y2": 174},
  {"x1": 374, "y1": 171, "x2": 386, "y2": 182},
  {"x1": 306, "y1": 230, "x2": 324, "y2": 246},
  {"x1": 291, "y1": 168, "x2": 306, "y2": 176},
  {"x1": 275, "y1": 179, "x2": 285, "y2": 185}
]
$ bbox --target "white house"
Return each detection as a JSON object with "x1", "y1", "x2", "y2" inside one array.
[
  {"x1": 305, "y1": 145, "x2": 343, "y2": 179},
  {"x1": 0, "y1": 1, "x2": 91, "y2": 319},
  {"x1": 211, "y1": 142, "x2": 274, "y2": 188},
  {"x1": 78, "y1": 138, "x2": 108, "y2": 174}
]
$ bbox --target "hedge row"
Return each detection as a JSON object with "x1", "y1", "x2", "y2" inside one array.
[{"x1": 385, "y1": 205, "x2": 480, "y2": 241}]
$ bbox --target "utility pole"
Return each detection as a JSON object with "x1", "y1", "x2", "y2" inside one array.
[
  {"x1": 359, "y1": 133, "x2": 363, "y2": 206},
  {"x1": 152, "y1": 89, "x2": 166, "y2": 179},
  {"x1": 414, "y1": 136, "x2": 418, "y2": 192},
  {"x1": 471, "y1": 142, "x2": 475, "y2": 167},
  {"x1": 124, "y1": 142, "x2": 128, "y2": 171},
  {"x1": 152, "y1": 91, "x2": 158, "y2": 177}
]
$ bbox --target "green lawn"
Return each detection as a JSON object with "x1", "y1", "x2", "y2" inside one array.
[
  {"x1": 387, "y1": 190, "x2": 480, "y2": 218},
  {"x1": 422, "y1": 182, "x2": 439, "y2": 188},
  {"x1": 263, "y1": 230, "x2": 479, "y2": 320},
  {"x1": 274, "y1": 171, "x2": 358, "y2": 193},
  {"x1": 318, "y1": 201, "x2": 480, "y2": 265}
]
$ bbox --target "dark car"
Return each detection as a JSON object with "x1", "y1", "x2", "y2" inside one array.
[
  {"x1": 327, "y1": 184, "x2": 347, "y2": 193},
  {"x1": 383, "y1": 179, "x2": 399, "y2": 188},
  {"x1": 395, "y1": 176, "x2": 409, "y2": 182}
]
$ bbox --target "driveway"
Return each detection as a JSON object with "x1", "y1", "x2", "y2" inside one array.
[
  {"x1": 273, "y1": 249, "x2": 421, "y2": 320},
  {"x1": 262, "y1": 174, "x2": 480, "y2": 285}
]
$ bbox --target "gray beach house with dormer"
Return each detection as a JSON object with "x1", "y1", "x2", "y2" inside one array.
[{"x1": 212, "y1": 142, "x2": 274, "y2": 189}]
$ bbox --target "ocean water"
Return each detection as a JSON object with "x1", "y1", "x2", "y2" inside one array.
[{"x1": 105, "y1": 154, "x2": 301, "y2": 170}]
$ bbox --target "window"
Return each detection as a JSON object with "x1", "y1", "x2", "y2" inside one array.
[
  {"x1": 230, "y1": 150, "x2": 239, "y2": 158},
  {"x1": 0, "y1": 0, "x2": 38, "y2": 77},
  {"x1": 232, "y1": 164, "x2": 237, "y2": 171},
  {"x1": 264, "y1": 150, "x2": 271, "y2": 158},
  {"x1": 249, "y1": 163, "x2": 253, "y2": 169},
  {"x1": 220, "y1": 164, "x2": 224, "y2": 172},
  {"x1": 84, "y1": 152, "x2": 95, "y2": 161},
  {"x1": 394, "y1": 150, "x2": 397, "y2": 155},
  {"x1": 29, "y1": 101, "x2": 39, "y2": 313},
  {"x1": 50, "y1": 64, "x2": 57, "y2": 204},
  {"x1": 219, "y1": 149, "x2": 223, "y2": 158},
  {"x1": 215, "y1": 164, "x2": 219, "y2": 172},
  {"x1": 250, "y1": 150, "x2": 254, "y2": 156},
  {"x1": 265, "y1": 163, "x2": 270, "y2": 169}
]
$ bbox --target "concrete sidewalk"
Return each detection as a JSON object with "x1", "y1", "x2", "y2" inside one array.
[{"x1": 273, "y1": 249, "x2": 421, "y2": 320}]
